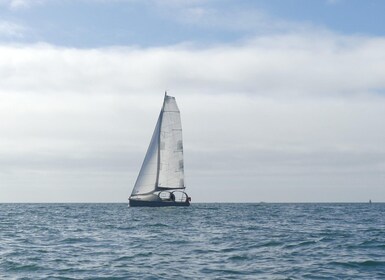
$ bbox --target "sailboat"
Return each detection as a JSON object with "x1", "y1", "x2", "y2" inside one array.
[{"x1": 129, "y1": 92, "x2": 191, "y2": 207}]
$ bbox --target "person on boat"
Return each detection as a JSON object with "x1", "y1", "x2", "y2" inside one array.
[{"x1": 170, "y1": 192, "x2": 175, "y2": 201}]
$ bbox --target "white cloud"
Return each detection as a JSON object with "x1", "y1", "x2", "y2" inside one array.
[
  {"x1": 0, "y1": 21, "x2": 25, "y2": 37},
  {"x1": 0, "y1": 0, "x2": 193, "y2": 10},
  {"x1": 0, "y1": 32, "x2": 385, "y2": 202},
  {"x1": 327, "y1": 0, "x2": 343, "y2": 5},
  {"x1": 153, "y1": 2, "x2": 303, "y2": 34},
  {"x1": 2, "y1": 33, "x2": 385, "y2": 96},
  {"x1": 0, "y1": 0, "x2": 45, "y2": 9}
]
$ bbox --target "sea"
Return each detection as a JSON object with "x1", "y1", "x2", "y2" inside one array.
[{"x1": 0, "y1": 203, "x2": 384, "y2": 279}]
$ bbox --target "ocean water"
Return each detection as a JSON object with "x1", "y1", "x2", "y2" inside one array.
[{"x1": 1, "y1": 203, "x2": 384, "y2": 279}]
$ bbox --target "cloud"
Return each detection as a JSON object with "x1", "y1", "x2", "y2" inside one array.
[
  {"x1": 1, "y1": 33, "x2": 385, "y2": 96},
  {"x1": 1, "y1": 31, "x2": 385, "y2": 202},
  {"x1": 153, "y1": 1, "x2": 306, "y2": 34},
  {"x1": 327, "y1": 0, "x2": 343, "y2": 5},
  {"x1": 0, "y1": 21, "x2": 25, "y2": 38},
  {"x1": 0, "y1": 0, "x2": 45, "y2": 9}
]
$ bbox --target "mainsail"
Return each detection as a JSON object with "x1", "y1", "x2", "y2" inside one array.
[{"x1": 131, "y1": 94, "x2": 185, "y2": 196}]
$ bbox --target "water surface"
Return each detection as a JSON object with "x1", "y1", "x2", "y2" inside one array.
[{"x1": 1, "y1": 203, "x2": 384, "y2": 279}]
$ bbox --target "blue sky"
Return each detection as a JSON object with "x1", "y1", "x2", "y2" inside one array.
[
  {"x1": 1, "y1": 0, "x2": 385, "y2": 47},
  {"x1": 1, "y1": 0, "x2": 385, "y2": 202}
]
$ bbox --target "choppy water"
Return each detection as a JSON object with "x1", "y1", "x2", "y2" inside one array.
[{"x1": 1, "y1": 203, "x2": 385, "y2": 279}]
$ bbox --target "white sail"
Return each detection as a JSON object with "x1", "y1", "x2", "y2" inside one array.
[
  {"x1": 131, "y1": 94, "x2": 184, "y2": 196},
  {"x1": 157, "y1": 96, "x2": 185, "y2": 190},
  {"x1": 131, "y1": 116, "x2": 161, "y2": 195}
]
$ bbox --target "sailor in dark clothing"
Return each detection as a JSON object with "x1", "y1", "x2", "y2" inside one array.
[{"x1": 170, "y1": 192, "x2": 175, "y2": 201}]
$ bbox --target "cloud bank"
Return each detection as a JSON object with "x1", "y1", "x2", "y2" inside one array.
[
  {"x1": 1, "y1": 32, "x2": 385, "y2": 202},
  {"x1": 2, "y1": 33, "x2": 385, "y2": 96}
]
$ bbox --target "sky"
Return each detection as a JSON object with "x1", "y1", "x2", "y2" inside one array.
[{"x1": 1, "y1": 0, "x2": 385, "y2": 203}]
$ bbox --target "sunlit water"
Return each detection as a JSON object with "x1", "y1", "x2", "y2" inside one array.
[{"x1": 1, "y1": 203, "x2": 384, "y2": 279}]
